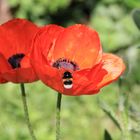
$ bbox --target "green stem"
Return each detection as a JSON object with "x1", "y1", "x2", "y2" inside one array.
[
  {"x1": 56, "y1": 93, "x2": 62, "y2": 140},
  {"x1": 118, "y1": 79, "x2": 131, "y2": 140},
  {"x1": 20, "y1": 83, "x2": 37, "y2": 140},
  {"x1": 121, "y1": 94, "x2": 131, "y2": 140}
]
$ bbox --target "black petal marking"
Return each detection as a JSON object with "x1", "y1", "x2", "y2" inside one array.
[{"x1": 8, "y1": 53, "x2": 25, "y2": 69}]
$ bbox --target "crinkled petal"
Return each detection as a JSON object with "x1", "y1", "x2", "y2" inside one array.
[
  {"x1": 31, "y1": 25, "x2": 64, "y2": 66},
  {"x1": 0, "y1": 53, "x2": 11, "y2": 72},
  {"x1": 32, "y1": 62, "x2": 106, "y2": 96},
  {"x1": 0, "y1": 77, "x2": 7, "y2": 83},
  {"x1": 1, "y1": 68, "x2": 38, "y2": 83},
  {"x1": 31, "y1": 24, "x2": 125, "y2": 96},
  {"x1": 31, "y1": 25, "x2": 64, "y2": 85},
  {"x1": 0, "y1": 53, "x2": 10, "y2": 83},
  {"x1": 31, "y1": 24, "x2": 104, "y2": 95},
  {"x1": 50, "y1": 24, "x2": 102, "y2": 69},
  {"x1": 36, "y1": 25, "x2": 64, "y2": 65},
  {"x1": 0, "y1": 18, "x2": 39, "y2": 58},
  {"x1": 33, "y1": 62, "x2": 64, "y2": 93},
  {"x1": 71, "y1": 63, "x2": 107, "y2": 95},
  {"x1": 96, "y1": 53, "x2": 126, "y2": 89},
  {"x1": 0, "y1": 18, "x2": 40, "y2": 83},
  {"x1": 0, "y1": 53, "x2": 38, "y2": 83}
]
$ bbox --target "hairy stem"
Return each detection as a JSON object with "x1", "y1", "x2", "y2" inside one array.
[
  {"x1": 56, "y1": 93, "x2": 62, "y2": 140},
  {"x1": 20, "y1": 83, "x2": 37, "y2": 140}
]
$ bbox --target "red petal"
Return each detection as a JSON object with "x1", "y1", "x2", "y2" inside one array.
[
  {"x1": 1, "y1": 68, "x2": 38, "y2": 83},
  {"x1": 31, "y1": 24, "x2": 125, "y2": 95},
  {"x1": 0, "y1": 52, "x2": 38, "y2": 83},
  {"x1": 0, "y1": 53, "x2": 11, "y2": 72},
  {"x1": 31, "y1": 25, "x2": 64, "y2": 87},
  {"x1": 0, "y1": 77, "x2": 7, "y2": 83},
  {"x1": 71, "y1": 63, "x2": 107, "y2": 95},
  {"x1": 52, "y1": 24, "x2": 102, "y2": 69},
  {"x1": 20, "y1": 54, "x2": 31, "y2": 68},
  {"x1": 33, "y1": 62, "x2": 64, "y2": 93},
  {"x1": 0, "y1": 18, "x2": 39, "y2": 58},
  {"x1": 0, "y1": 53, "x2": 9, "y2": 83},
  {"x1": 31, "y1": 61, "x2": 106, "y2": 96},
  {"x1": 0, "y1": 19, "x2": 40, "y2": 83},
  {"x1": 31, "y1": 24, "x2": 64, "y2": 66},
  {"x1": 31, "y1": 24, "x2": 104, "y2": 95},
  {"x1": 96, "y1": 53, "x2": 126, "y2": 89}
]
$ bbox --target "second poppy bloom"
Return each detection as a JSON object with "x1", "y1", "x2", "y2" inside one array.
[
  {"x1": 0, "y1": 19, "x2": 40, "y2": 83},
  {"x1": 31, "y1": 24, "x2": 125, "y2": 96}
]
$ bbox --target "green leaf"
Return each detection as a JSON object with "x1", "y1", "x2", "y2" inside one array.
[
  {"x1": 104, "y1": 129, "x2": 113, "y2": 140},
  {"x1": 99, "y1": 100, "x2": 122, "y2": 131},
  {"x1": 132, "y1": 9, "x2": 140, "y2": 30}
]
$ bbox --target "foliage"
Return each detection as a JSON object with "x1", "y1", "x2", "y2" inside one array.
[
  {"x1": 104, "y1": 129, "x2": 112, "y2": 140},
  {"x1": 132, "y1": 9, "x2": 140, "y2": 30}
]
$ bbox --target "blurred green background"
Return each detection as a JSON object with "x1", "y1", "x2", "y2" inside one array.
[{"x1": 0, "y1": 0, "x2": 140, "y2": 139}]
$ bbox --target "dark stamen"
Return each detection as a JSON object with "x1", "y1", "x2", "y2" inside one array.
[
  {"x1": 53, "y1": 58, "x2": 79, "y2": 71},
  {"x1": 8, "y1": 53, "x2": 25, "y2": 69}
]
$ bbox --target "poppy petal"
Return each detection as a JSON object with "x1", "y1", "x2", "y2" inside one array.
[
  {"x1": 51, "y1": 24, "x2": 102, "y2": 69},
  {"x1": 0, "y1": 53, "x2": 11, "y2": 72},
  {"x1": 33, "y1": 62, "x2": 64, "y2": 93},
  {"x1": 0, "y1": 18, "x2": 39, "y2": 58},
  {"x1": 31, "y1": 25, "x2": 65, "y2": 86},
  {"x1": 32, "y1": 62, "x2": 106, "y2": 96},
  {"x1": 0, "y1": 53, "x2": 9, "y2": 83},
  {"x1": 0, "y1": 77, "x2": 7, "y2": 83},
  {"x1": 1, "y1": 68, "x2": 38, "y2": 83},
  {"x1": 96, "y1": 53, "x2": 126, "y2": 89},
  {"x1": 31, "y1": 24, "x2": 64, "y2": 66},
  {"x1": 71, "y1": 63, "x2": 107, "y2": 95},
  {"x1": 32, "y1": 24, "x2": 103, "y2": 95},
  {"x1": 0, "y1": 18, "x2": 39, "y2": 83},
  {"x1": 35, "y1": 25, "x2": 64, "y2": 64},
  {"x1": 20, "y1": 55, "x2": 31, "y2": 68},
  {"x1": 31, "y1": 24, "x2": 125, "y2": 96}
]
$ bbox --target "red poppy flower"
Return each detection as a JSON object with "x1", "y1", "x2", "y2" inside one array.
[
  {"x1": 31, "y1": 24, "x2": 125, "y2": 96},
  {"x1": 0, "y1": 18, "x2": 39, "y2": 83}
]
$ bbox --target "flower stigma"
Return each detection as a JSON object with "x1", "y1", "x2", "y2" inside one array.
[
  {"x1": 8, "y1": 53, "x2": 25, "y2": 69},
  {"x1": 53, "y1": 58, "x2": 79, "y2": 71}
]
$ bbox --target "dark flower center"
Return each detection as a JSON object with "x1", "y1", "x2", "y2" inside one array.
[
  {"x1": 53, "y1": 58, "x2": 79, "y2": 71},
  {"x1": 8, "y1": 53, "x2": 25, "y2": 69}
]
